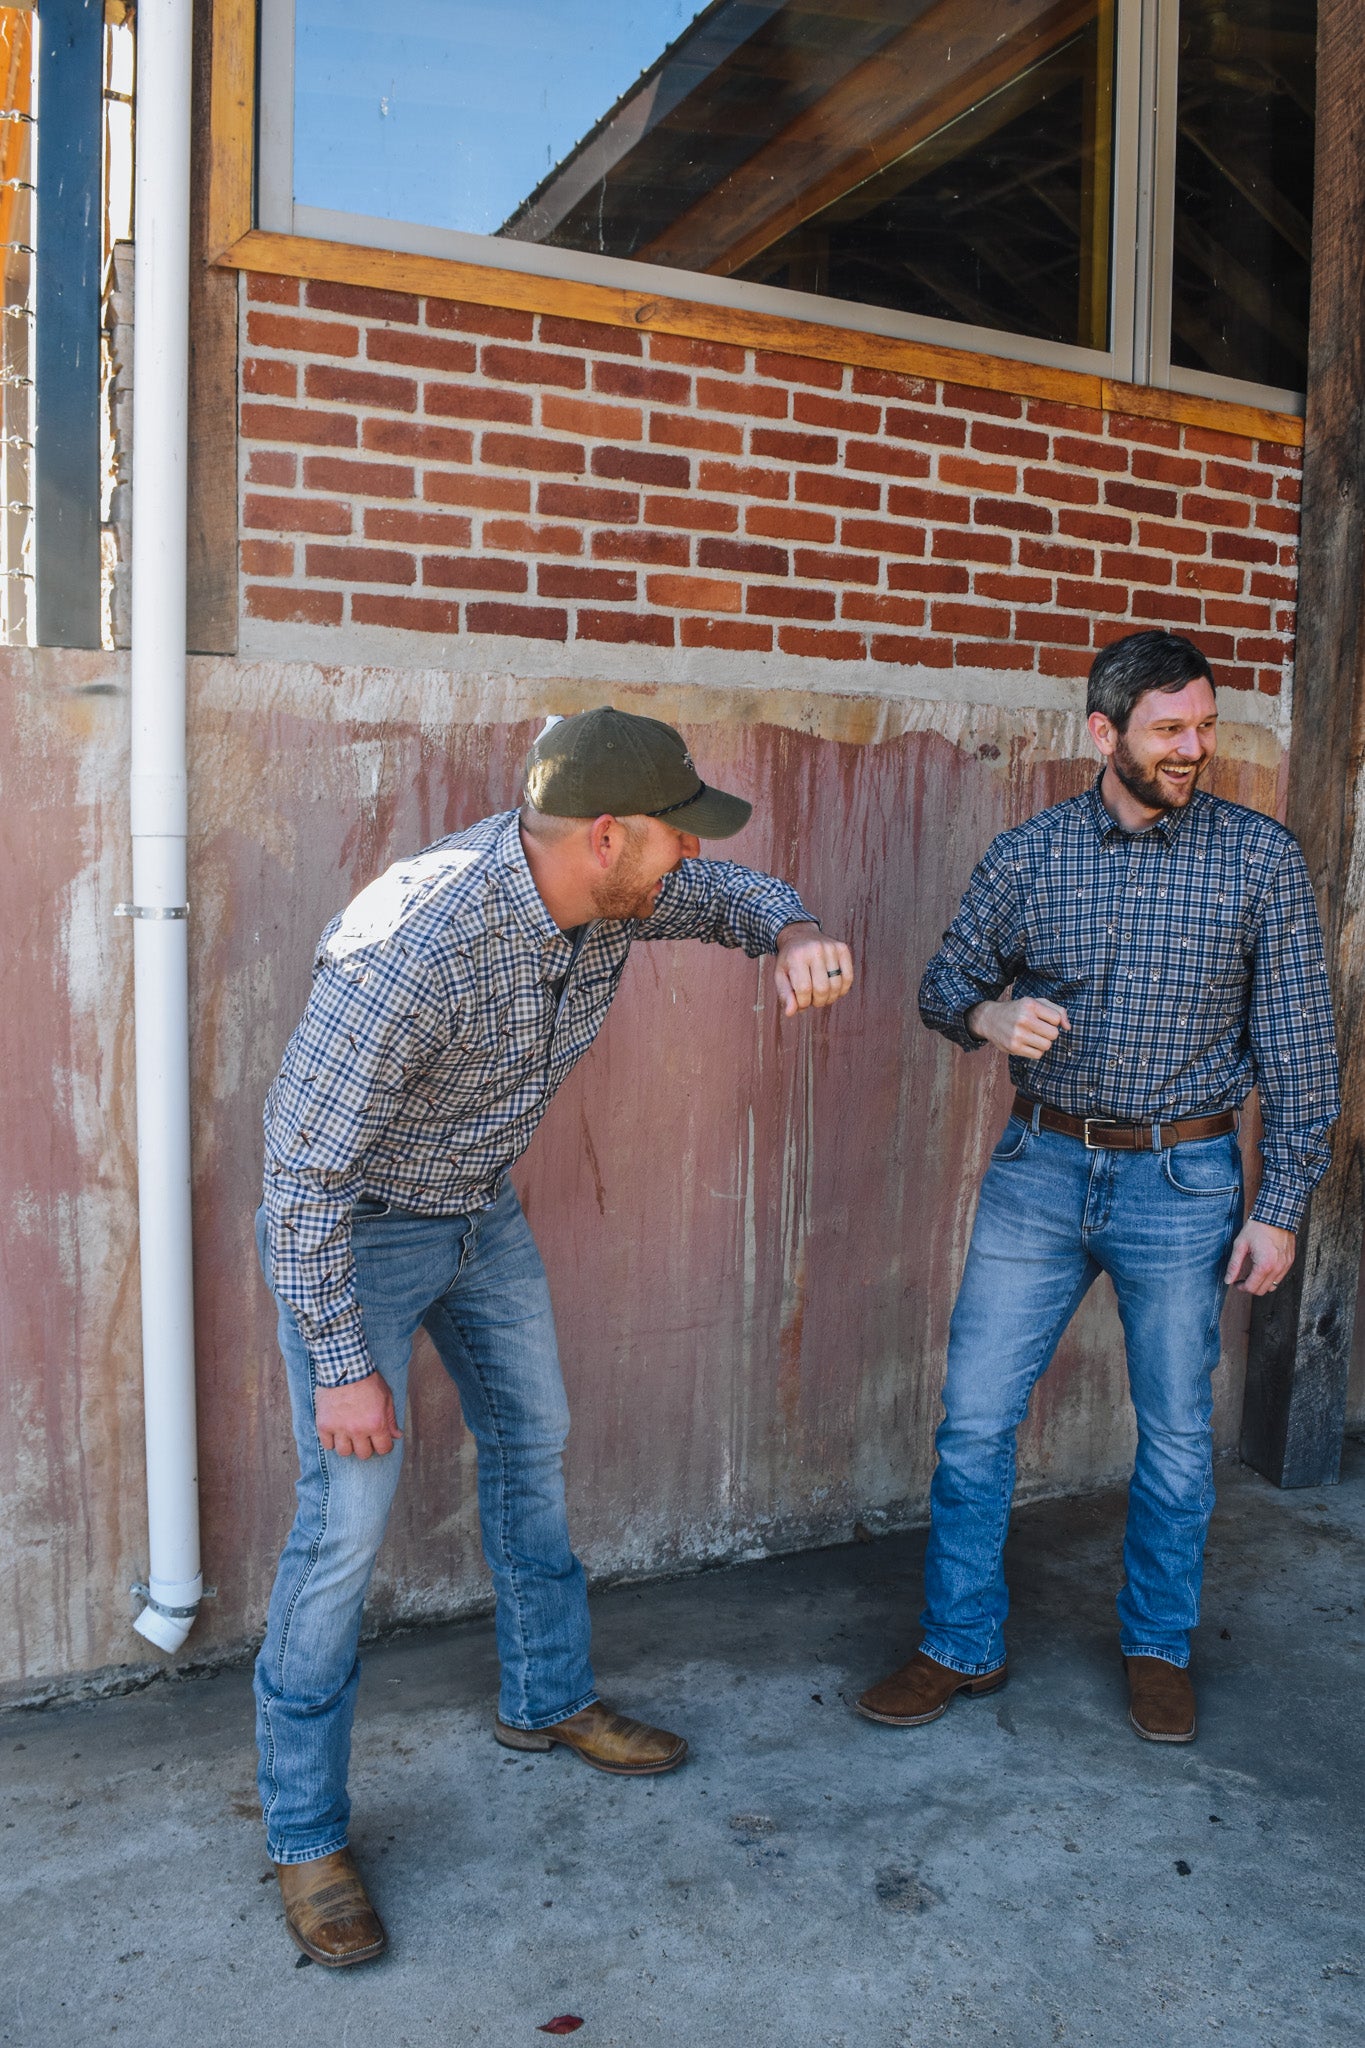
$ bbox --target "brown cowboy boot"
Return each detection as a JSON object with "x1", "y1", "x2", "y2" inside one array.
[
  {"x1": 856, "y1": 1648, "x2": 1008, "y2": 1726},
  {"x1": 1125, "y1": 1655, "x2": 1197, "y2": 1743},
  {"x1": 494, "y1": 1700, "x2": 687, "y2": 1775},
  {"x1": 275, "y1": 1848, "x2": 387, "y2": 1967}
]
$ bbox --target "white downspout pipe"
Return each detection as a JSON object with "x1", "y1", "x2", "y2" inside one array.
[{"x1": 123, "y1": 0, "x2": 201, "y2": 1656}]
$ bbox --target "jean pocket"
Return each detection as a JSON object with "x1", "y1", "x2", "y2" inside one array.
[
  {"x1": 1161, "y1": 1134, "x2": 1241, "y2": 1197},
  {"x1": 991, "y1": 1114, "x2": 1031, "y2": 1163}
]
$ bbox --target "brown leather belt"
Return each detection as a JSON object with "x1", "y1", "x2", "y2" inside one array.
[{"x1": 1012, "y1": 1092, "x2": 1238, "y2": 1152}]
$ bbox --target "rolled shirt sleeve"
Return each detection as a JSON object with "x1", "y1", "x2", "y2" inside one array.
[
  {"x1": 1246, "y1": 843, "x2": 1340, "y2": 1233},
  {"x1": 918, "y1": 843, "x2": 1025, "y2": 1051},
  {"x1": 636, "y1": 857, "x2": 817, "y2": 955}
]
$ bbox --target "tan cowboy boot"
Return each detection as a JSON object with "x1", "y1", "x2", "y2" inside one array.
[
  {"x1": 1125, "y1": 1655, "x2": 1197, "y2": 1742},
  {"x1": 856, "y1": 1648, "x2": 1008, "y2": 1726},
  {"x1": 275, "y1": 1848, "x2": 387, "y2": 1967},
  {"x1": 494, "y1": 1700, "x2": 687, "y2": 1775}
]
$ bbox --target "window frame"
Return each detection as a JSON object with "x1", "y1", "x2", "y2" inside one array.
[{"x1": 207, "y1": 0, "x2": 1304, "y2": 447}]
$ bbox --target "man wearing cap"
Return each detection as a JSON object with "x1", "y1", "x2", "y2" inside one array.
[{"x1": 255, "y1": 705, "x2": 854, "y2": 1966}]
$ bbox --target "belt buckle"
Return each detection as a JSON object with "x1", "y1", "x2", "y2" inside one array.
[{"x1": 1082, "y1": 1117, "x2": 1116, "y2": 1149}]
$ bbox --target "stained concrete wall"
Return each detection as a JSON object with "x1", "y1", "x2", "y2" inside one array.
[{"x1": 0, "y1": 639, "x2": 1286, "y2": 1696}]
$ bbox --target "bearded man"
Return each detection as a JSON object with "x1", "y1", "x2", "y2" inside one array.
[
  {"x1": 857, "y1": 630, "x2": 1338, "y2": 1747},
  {"x1": 255, "y1": 706, "x2": 853, "y2": 1966}
]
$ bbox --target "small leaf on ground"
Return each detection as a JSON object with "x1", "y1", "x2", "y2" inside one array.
[{"x1": 537, "y1": 2018, "x2": 584, "y2": 2034}]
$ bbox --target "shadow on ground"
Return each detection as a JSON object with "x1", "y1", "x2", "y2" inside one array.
[{"x1": 4, "y1": 1450, "x2": 1364, "y2": 2047}]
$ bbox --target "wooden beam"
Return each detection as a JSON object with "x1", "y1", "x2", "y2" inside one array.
[
  {"x1": 188, "y1": 0, "x2": 239, "y2": 654},
  {"x1": 1241, "y1": 0, "x2": 1365, "y2": 1488}
]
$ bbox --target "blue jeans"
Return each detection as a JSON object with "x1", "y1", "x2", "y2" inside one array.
[
  {"x1": 921, "y1": 1110, "x2": 1243, "y2": 1677},
  {"x1": 253, "y1": 1180, "x2": 596, "y2": 1865}
]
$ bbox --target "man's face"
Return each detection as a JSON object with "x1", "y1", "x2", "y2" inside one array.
[
  {"x1": 1100, "y1": 677, "x2": 1219, "y2": 813},
  {"x1": 591, "y1": 816, "x2": 703, "y2": 920}
]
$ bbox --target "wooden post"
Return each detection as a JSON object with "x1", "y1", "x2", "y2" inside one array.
[{"x1": 1241, "y1": 0, "x2": 1365, "y2": 1488}]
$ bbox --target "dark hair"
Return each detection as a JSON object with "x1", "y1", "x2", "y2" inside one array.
[{"x1": 1087, "y1": 630, "x2": 1214, "y2": 731}]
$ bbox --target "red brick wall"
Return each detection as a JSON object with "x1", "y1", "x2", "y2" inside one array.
[{"x1": 240, "y1": 274, "x2": 1301, "y2": 694}]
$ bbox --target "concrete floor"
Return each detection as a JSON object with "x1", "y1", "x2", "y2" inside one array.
[{"x1": 4, "y1": 1452, "x2": 1364, "y2": 2048}]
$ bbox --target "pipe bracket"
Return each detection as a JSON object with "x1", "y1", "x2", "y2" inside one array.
[
  {"x1": 115, "y1": 902, "x2": 189, "y2": 920},
  {"x1": 130, "y1": 1581, "x2": 216, "y2": 1617}
]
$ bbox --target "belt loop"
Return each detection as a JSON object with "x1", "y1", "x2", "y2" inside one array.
[
  {"x1": 1031, "y1": 1100, "x2": 1042, "y2": 1134},
  {"x1": 1151, "y1": 1120, "x2": 1162, "y2": 1153}
]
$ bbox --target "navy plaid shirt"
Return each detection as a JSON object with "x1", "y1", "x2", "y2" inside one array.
[
  {"x1": 263, "y1": 810, "x2": 815, "y2": 1386},
  {"x1": 919, "y1": 780, "x2": 1339, "y2": 1234}
]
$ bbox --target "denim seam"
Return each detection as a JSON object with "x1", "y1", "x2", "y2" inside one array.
[{"x1": 260, "y1": 1361, "x2": 332, "y2": 1843}]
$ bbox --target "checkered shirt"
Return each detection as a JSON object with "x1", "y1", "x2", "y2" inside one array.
[
  {"x1": 263, "y1": 809, "x2": 815, "y2": 1385},
  {"x1": 919, "y1": 780, "x2": 1339, "y2": 1233}
]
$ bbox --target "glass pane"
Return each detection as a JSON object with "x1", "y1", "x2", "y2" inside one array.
[
  {"x1": 1170, "y1": 0, "x2": 1315, "y2": 391},
  {"x1": 293, "y1": 0, "x2": 1118, "y2": 352}
]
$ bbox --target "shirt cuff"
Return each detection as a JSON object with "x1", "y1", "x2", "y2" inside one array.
[
  {"x1": 1249, "y1": 1182, "x2": 1305, "y2": 1234},
  {"x1": 308, "y1": 1327, "x2": 376, "y2": 1389}
]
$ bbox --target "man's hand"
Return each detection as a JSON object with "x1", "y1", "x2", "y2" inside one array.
[
  {"x1": 774, "y1": 923, "x2": 854, "y2": 1018},
  {"x1": 1225, "y1": 1220, "x2": 1296, "y2": 1297},
  {"x1": 968, "y1": 997, "x2": 1070, "y2": 1058},
  {"x1": 315, "y1": 1371, "x2": 403, "y2": 1459}
]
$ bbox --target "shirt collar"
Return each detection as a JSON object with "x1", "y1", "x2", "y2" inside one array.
[{"x1": 1082, "y1": 773, "x2": 1197, "y2": 850}]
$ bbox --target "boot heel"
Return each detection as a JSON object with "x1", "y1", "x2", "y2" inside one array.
[
  {"x1": 493, "y1": 1719, "x2": 555, "y2": 1753},
  {"x1": 964, "y1": 1667, "x2": 1007, "y2": 1697}
]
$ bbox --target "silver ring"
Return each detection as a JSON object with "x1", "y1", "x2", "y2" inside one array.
[{"x1": 827, "y1": 968, "x2": 842, "y2": 979}]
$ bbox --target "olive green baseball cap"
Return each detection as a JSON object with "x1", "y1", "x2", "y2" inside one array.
[{"x1": 522, "y1": 706, "x2": 752, "y2": 838}]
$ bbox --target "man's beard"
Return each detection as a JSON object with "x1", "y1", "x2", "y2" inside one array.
[
  {"x1": 590, "y1": 836, "x2": 661, "y2": 921},
  {"x1": 1111, "y1": 734, "x2": 1207, "y2": 812}
]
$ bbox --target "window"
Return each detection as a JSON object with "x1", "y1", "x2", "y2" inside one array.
[{"x1": 256, "y1": 0, "x2": 1314, "y2": 407}]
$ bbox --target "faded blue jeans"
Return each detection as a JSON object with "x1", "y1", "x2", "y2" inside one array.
[
  {"x1": 253, "y1": 1179, "x2": 596, "y2": 1865},
  {"x1": 921, "y1": 1109, "x2": 1243, "y2": 1677}
]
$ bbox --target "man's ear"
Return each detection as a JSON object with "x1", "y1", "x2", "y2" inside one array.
[
  {"x1": 587, "y1": 814, "x2": 618, "y2": 869},
  {"x1": 1087, "y1": 709, "x2": 1118, "y2": 758}
]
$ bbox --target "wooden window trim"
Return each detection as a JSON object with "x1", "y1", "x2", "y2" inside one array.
[{"x1": 207, "y1": 0, "x2": 1302, "y2": 450}]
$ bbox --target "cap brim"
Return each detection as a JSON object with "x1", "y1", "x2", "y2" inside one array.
[{"x1": 663, "y1": 784, "x2": 752, "y2": 838}]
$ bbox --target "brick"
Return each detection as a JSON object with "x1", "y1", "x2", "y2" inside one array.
[
  {"x1": 537, "y1": 482, "x2": 638, "y2": 524},
  {"x1": 939, "y1": 454, "x2": 1017, "y2": 493},
  {"x1": 970, "y1": 421, "x2": 1050, "y2": 460},
  {"x1": 1131, "y1": 589, "x2": 1200, "y2": 625},
  {"x1": 1182, "y1": 492, "x2": 1251, "y2": 529},
  {"x1": 698, "y1": 536, "x2": 787, "y2": 576},
  {"x1": 539, "y1": 564, "x2": 637, "y2": 603},
  {"x1": 594, "y1": 360, "x2": 690, "y2": 403},
  {"x1": 423, "y1": 471, "x2": 531, "y2": 511},
  {"x1": 954, "y1": 638, "x2": 1037, "y2": 672},
  {"x1": 697, "y1": 377, "x2": 787, "y2": 418},
  {"x1": 1058, "y1": 509, "x2": 1131, "y2": 545},
  {"x1": 479, "y1": 430, "x2": 584, "y2": 474},
  {"x1": 792, "y1": 391, "x2": 880, "y2": 433},
  {"x1": 1026, "y1": 398, "x2": 1104, "y2": 433},
  {"x1": 643, "y1": 494, "x2": 738, "y2": 533},
  {"x1": 1020, "y1": 539, "x2": 1093, "y2": 575},
  {"x1": 1135, "y1": 520, "x2": 1205, "y2": 556},
  {"x1": 1105, "y1": 479, "x2": 1178, "y2": 517},
  {"x1": 1175, "y1": 561, "x2": 1244, "y2": 595},
  {"x1": 778, "y1": 625, "x2": 865, "y2": 660},
  {"x1": 240, "y1": 539, "x2": 293, "y2": 577},
  {"x1": 483, "y1": 518, "x2": 582, "y2": 556},
  {"x1": 746, "y1": 505, "x2": 835, "y2": 543},
  {"x1": 1211, "y1": 531, "x2": 1278, "y2": 565},
  {"x1": 747, "y1": 585, "x2": 836, "y2": 622},
  {"x1": 306, "y1": 455, "x2": 414, "y2": 499},
  {"x1": 1254, "y1": 502, "x2": 1300, "y2": 536},
  {"x1": 793, "y1": 547, "x2": 879, "y2": 585},
  {"x1": 649, "y1": 332, "x2": 747, "y2": 373},
  {"x1": 754, "y1": 350, "x2": 844, "y2": 389},
  {"x1": 423, "y1": 556, "x2": 528, "y2": 593},
  {"x1": 1100, "y1": 550, "x2": 1173, "y2": 585},
  {"x1": 540, "y1": 314, "x2": 643, "y2": 356},
  {"x1": 305, "y1": 363, "x2": 418, "y2": 411},
  {"x1": 871, "y1": 632, "x2": 954, "y2": 667},
  {"x1": 1052, "y1": 433, "x2": 1128, "y2": 473},
  {"x1": 424, "y1": 382, "x2": 534, "y2": 426},
  {"x1": 427, "y1": 301, "x2": 534, "y2": 340},
  {"x1": 793, "y1": 470, "x2": 879, "y2": 510},
  {"x1": 247, "y1": 449, "x2": 296, "y2": 487},
  {"x1": 246, "y1": 311, "x2": 360, "y2": 357},
  {"x1": 1257, "y1": 439, "x2": 1301, "y2": 470},
  {"x1": 930, "y1": 601, "x2": 1014, "y2": 638},
  {"x1": 354, "y1": 592, "x2": 463, "y2": 634},
  {"x1": 650, "y1": 411, "x2": 743, "y2": 454},
  {"x1": 884, "y1": 406, "x2": 967, "y2": 447},
  {"x1": 305, "y1": 278, "x2": 420, "y2": 324},
  {"x1": 578, "y1": 609, "x2": 675, "y2": 647},
  {"x1": 840, "y1": 517, "x2": 926, "y2": 557},
  {"x1": 885, "y1": 485, "x2": 970, "y2": 526},
  {"x1": 1275, "y1": 473, "x2": 1302, "y2": 504},
  {"x1": 243, "y1": 402, "x2": 356, "y2": 449},
  {"x1": 752, "y1": 427, "x2": 839, "y2": 466},
  {"x1": 1131, "y1": 448, "x2": 1202, "y2": 487},
  {"x1": 592, "y1": 445, "x2": 688, "y2": 488},
  {"x1": 680, "y1": 617, "x2": 773, "y2": 651},
  {"x1": 1250, "y1": 571, "x2": 1297, "y2": 601},
  {"x1": 465, "y1": 599, "x2": 568, "y2": 638},
  {"x1": 246, "y1": 492, "x2": 352, "y2": 536},
  {"x1": 1190, "y1": 628, "x2": 1237, "y2": 660},
  {"x1": 1037, "y1": 644, "x2": 1095, "y2": 679},
  {"x1": 1021, "y1": 465, "x2": 1099, "y2": 505},
  {"x1": 1014, "y1": 608, "x2": 1089, "y2": 644},
  {"x1": 1055, "y1": 578, "x2": 1130, "y2": 615},
  {"x1": 932, "y1": 530, "x2": 1012, "y2": 566},
  {"x1": 1106, "y1": 412, "x2": 1180, "y2": 448},
  {"x1": 647, "y1": 573, "x2": 742, "y2": 612},
  {"x1": 840, "y1": 591, "x2": 926, "y2": 628},
  {"x1": 541, "y1": 396, "x2": 642, "y2": 442},
  {"x1": 1236, "y1": 633, "x2": 1293, "y2": 664},
  {"x1": 843, "y1": 438, "x2": 932, "y2": 480},
  {"x1": 363, "y1": 507, "x2": 472, "y2": 548},
  {"x1": 479, "y1": 347, "x2": 586, "y2": 393},
  {"x1": 851, "y1": 366, "x2": 937, "y2": 403},
  {"x1": 886, "y1": 560, "x2": 970, "y2": 595},
  {"x1": 245, "y1": 583, "x2": 342, "y2": 624},
  {"x1": 246, "y1": 272, "x2": 299, "y2": 305},
  {"x1": 363, "y1": 418, "x2": 473, "y2": 463},
  {"x1": 1185, "y1": 426, "x2": 1255, "y2": 460},
  {"x1": 1204, "y1": 598, "x2": 1273, "y2": 629},
  {"x1": 976, "y1": 498, "x2": 1053, "y2": 535},
  {"x1": 976, "y1": 572, "x2": 1053, "y2": 604},
  {"x1": 941, "y1": 384, "x2": 1024, "y2": 418},
  {"x1": 305, "y1": 543, "x2": 415, "y2": 585},
  {"x1": 1257, "y1": 670, "x2": 1283, "y2": 693},
  {"x1": 244, "y1": 356, "x2": 297, "y2": 397},
  {"x1": 591, "y1": 529, "x2": 690, "y2": 567},
  {"x1": 697, "y1": 460, "x2": 789, "y2": 501}
]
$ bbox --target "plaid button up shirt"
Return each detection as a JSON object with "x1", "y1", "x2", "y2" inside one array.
[
  {"x1": 263, "y1": 809, "x2": 814, "y2": 1386},
  {"x1": 919, "y1": 780, "x2": 1339, "y2": 1233}
]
